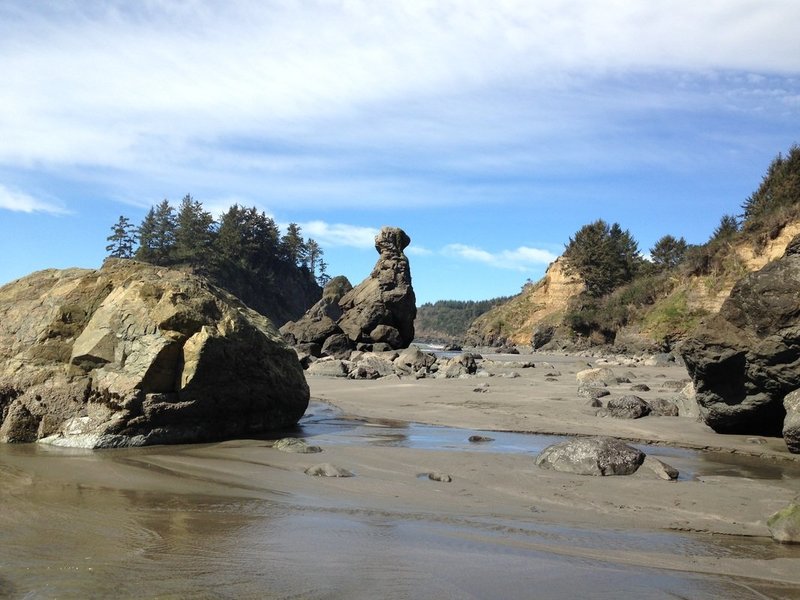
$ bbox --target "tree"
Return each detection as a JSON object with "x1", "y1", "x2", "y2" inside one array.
[
  {"x1": 563, "y1": 219, "x2": 642, "y2": 297},
  {"x1": 175, "y1": 194, "x2": 215, "y2": 263},
  {"x1": 649, "y1": 235, "x2": 688, "y2": 271},
  {"x1": 741, "y1": 145, "x2": 800, "y2": 228},
  {"x1": 281, "y1": 222, "x2": 307, "y2": 267},
  {"x1": 305, "y1": 238, "x2": 322, "y2": 273},
  {"x1": 316, "y1": 258, "x2": 331, "y2": 286},
  {"x1": 106, "y1": 215, "x2": 137, "y2": 259},
  {"x1": 135, "y1": 207, "x2": 158, "y2": 262},
  {"x1": 711, "y1": 214, "x2": 739, "y2": 242}
]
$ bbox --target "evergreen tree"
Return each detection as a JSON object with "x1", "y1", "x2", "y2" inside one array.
[
  {"x1": 175, "y1": 194, "x2": 215, "y2": 263},
  {"x1": 741, "y1": 145, "x2": 800, "y2": 227},
  {"x1": 649, "y1": 234, "x2": 688, "y2": 270},
  {"x1": 306, "y1": 238, "x2": 322, "y2": 273},
  {"x1": 281, "y1": 223, "x2": 307, "y2": 267},
  {"x1": 135, "y1": 207, "x2": 158, "y2": 262},
  {"x1": 150, "y1": 199, "x2": 178, "y2": 264},
  {"x1": 106, "y1": 215, "x2": 137, "y2": 259},
  {"x1": 711, "y1": 214, "x2": 739, "y2": 241},
  {"x1": 316, "y1": 257, "x2": 331, "y2": 286},
  {"x1": 563, "y1": 219, "x2": 641, "y2": 297}
]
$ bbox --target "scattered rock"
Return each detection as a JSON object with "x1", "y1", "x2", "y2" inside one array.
[
  {"x1": 606, "y1": 396, "x2": 651, "y2": 419},
  {"x1": 578, "y1": 387, "x2": 610, "y2": 400},
  {"x1": 273, "y1": 438, "x2": 322, "y2": 454},
  {"x1": 535, "y1": 436, "x2": 645, "y2": 476},
  {"x1": 630, "y1": 383, "x2": 651, "y2": 392},
  {"x1": 640, "y1": 456, "x2": 679, "y2": 480},
  {"x1": 644, "y1": 353, "x2": 676, "y2": 367},
  {"x1": 586, "y1": 398, "x2": 604, "y2": 408},
  {"x1": 647, "y1": 398, "x2": 679, "y2": 417},
  {"x1": 472, "y1": 384, "x2": 490, "y2": 393},
  {"x1": 348, "y1": 353, "x2": 395, "y2": 380},
  {"x1": 305, "y1": 358, "x2": 350, "y2": 378},
  {"x1": 468, "y1": 435, "x2": 494, "y2": 443},
  {"x1": 531, "y1": 324, "x2": 555, "y2": 350},
  {"x1": 426, "y1": 472, "x2": 453, "y2": 483},
  {"x1": 393, "y1": 346, "x2": 437, "y2": 376},
  {"x1": 576, "y1": 367, "x2": 617, "y2": 387},
  {"x1": 437, "y1": 352, "x2": 478, "y2": 378},
  {"x1": 767, "y1": 501, "x2": 800, "y2": 544},
  {"x1": 304, "y1": 463, "x2": 354, "y2": 478}
]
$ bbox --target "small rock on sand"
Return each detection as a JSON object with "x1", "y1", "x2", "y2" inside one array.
[
  {"x1": 468, "y1": 435, "x2": 494, "y2": 443},
  {"x1": 305, "y1": 463, "x2": 354, "y2": 477},
  {"x1": 767, "y1": 502, "x2": 800, "y2": 543},
  {"x1": 641, "y1": 456, "x2": 679, "y2": 480},
  {"x1": 273, "y1": 438, "x2": 323, "y2": 454},
  {"x1": 536, "y1": 436, "x2": 645, "y2": 476},
  {"x1": 426, "y1": 472, "x2": 453, "y2": 483}
]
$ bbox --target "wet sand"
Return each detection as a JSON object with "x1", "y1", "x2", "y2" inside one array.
[{"x1": 1, "y1": 352, "x2": 799, "y2": 598}]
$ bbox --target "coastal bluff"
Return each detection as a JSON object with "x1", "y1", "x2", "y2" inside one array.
[{"x1": 0, "y1": 259, "x2": 309, "y2": 448}]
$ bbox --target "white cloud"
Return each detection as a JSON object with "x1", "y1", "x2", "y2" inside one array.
[
  {"x1": 299, "y1": 220, "x2": 379, "y2": 249},
  {"x1": 406, "y1": 245, "x2": 434, "y2": 256},
  {"x1": 0, "y1": 185, "x2": 67, "y2": 214},
  {"x1": 444, "y1": 243, "x2": 557, "y2": 271}
]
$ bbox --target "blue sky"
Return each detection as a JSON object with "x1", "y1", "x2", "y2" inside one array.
[{"x1": 1, "y1": 1, "x2": 799, "y2": 305}]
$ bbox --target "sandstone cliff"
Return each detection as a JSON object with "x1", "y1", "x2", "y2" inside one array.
[{"x1": 0, "y1": 259, "x2": 309, "y2": 448}]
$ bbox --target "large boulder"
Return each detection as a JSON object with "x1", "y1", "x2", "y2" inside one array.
[
  {"x1": 536, "y1": 436, "x2": 645, "y2": 476},
  {"x1": 0, "y1": 260, "x2": 309, "y2": 448},
  {"x1": 283, "y1": 227, "x2": 417, "y2": 359},
  {"x1": 681, "y1": 234, "x2": 800, "y2": 447},
  {"x1": 337, "y1": 227, "x2": 416, "y2": 349}
]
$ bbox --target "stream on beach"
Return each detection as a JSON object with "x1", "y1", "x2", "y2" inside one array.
[{"x1": 1, "y1": 402, "x2": 799, "y2": 599}]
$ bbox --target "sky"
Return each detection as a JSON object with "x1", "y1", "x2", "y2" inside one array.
[{"x1": 1, "y1": 1, "x2": 799, "y2": 305}]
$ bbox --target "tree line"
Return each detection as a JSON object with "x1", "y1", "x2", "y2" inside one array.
[{"x1": 106, "y1": 196, "x2": 330, "y2": 286}]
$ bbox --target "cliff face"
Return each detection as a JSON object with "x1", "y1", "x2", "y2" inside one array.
[
  {"x1": 0, "y1": 259, "x2": 309, "y2": 448},
  {"x1": 466, "y1": 221, "x2": 800, "y2": 349},
  {"x1": 466, "y1": 257, "x2": 583, "y2": 347}
]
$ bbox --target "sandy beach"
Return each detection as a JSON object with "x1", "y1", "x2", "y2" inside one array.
[{"x1": 2, "y1": 351, "x2": 800, "y2": 599}]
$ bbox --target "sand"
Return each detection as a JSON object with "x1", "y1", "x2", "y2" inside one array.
[{"x1": 304, "y1": 352, "x2": 800, "y2": 591}]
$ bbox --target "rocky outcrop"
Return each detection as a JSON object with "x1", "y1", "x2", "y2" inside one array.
[
  {"x1": 784, "y1": 390, "x2": 800, "y2": 453},
  {"x1": 767, "y1": 501, "x2": 800, "y2": 544},
  {"x1": 681, "y1": 234, "x2": 800, "y2": 447},
  {"x1": 535, "y1": 436, "x2": 645, "y2": 476},
  {"x1": 282, "y1": 227, "x2": 416, "y2": 357},
  {"x1": 0, "y1": 259, "x2": 309, "y2": 448}
]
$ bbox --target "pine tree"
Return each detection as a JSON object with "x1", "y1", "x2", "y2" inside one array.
[
  {"x1": 711, "y1": 214, "x2": 739, "y2": 241},
  {"x1": 649, "y1": 235, "x2": 688, "y2": 270},
  {"x1": 151, "y1": 199, "x2": 177, "y2": 264},
  {"x1": 563, "y1": 219, "x2": 642, "y2": 297},
  {"x1": 281, "y1": 223, "x2": 307, "y2": 267},
  {"x1": 106, "y1": 215, "x2": 137, "y2": 259},
  {"x1": 135, "y1": 207, "x2": 157, "y2": 262},
  {"x1": 175, "y1": 194, "x2": 215, "y2": 263}
]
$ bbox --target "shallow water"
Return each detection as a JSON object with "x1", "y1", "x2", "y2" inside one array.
[{"x1": 1, "y1": 404, "x2": 799, "y2": 599}]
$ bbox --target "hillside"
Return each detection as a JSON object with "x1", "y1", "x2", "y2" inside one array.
[
  {"x1": 467, "y1": 145, "x2": 800, "y2": 351},
  {"x1": 415, "y1": 297, "x2": 511, "y2": 343}
]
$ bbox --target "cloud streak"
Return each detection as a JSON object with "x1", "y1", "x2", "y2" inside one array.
[
  {"x1": 0, "y1": 185, "x2": 67, "y2": 214},
  {"x1": 444, "y1": 243, "x2": 558, "y2": 271},
  {"x1": 299, "y1": 221, "x2": 379, "y2": 249}
]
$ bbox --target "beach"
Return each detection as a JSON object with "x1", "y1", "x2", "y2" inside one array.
[{"x1": 1, "y1": 352, "x2": 799, "y2": 599}]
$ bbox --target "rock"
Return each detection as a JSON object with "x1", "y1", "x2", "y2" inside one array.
[
  {"x1": 767, "y1": 501, "x2": 800, "y2": 543},
  {"x1": 0, "y1": 260, "x2": 309, "y2": 448},
  {"x1": 437, "y1": 352, "x2": 478, "y2": 378},
  {"x1": 674, "y1": 382, "x2": 701, "y2": 419},
  {"x1": 279, "y1": 276, "x2": 352, "y2": 346},
  {"x1": 336, "y1": 227, "x2": 417, "y2": 349},
  {"x1": 783, "y1": 390, "x2": 800, "y2": 453},
  {"x1": 443, "y1": 343, "x2": 462, "y2": 352},
  {"x1": 497, "y1": 345, "x2": 519, "y2": 355},
  {"x1": 576, "y1": 367, "x2": 617, "y2": 387},
  {"x1": 630, "y1": 383, "x2": 650, "y2": 392},
  {"x1": 305, "y1": 358, "x2": 350, "y2": 378},
  {"x1": 531, "y1": 324, "x2": 555, "y2": 350},
  {"x1": 393, "y1": 346, "x2": 437, "y2": 376},
  {"x1": 348, "y1": 353, "x2": 396, "y2": 380},
  {"x1": 586, "y1": 398, "x2": 603, "y2": 408},
  {"x1": 304, "y1": 463, "x2": 354, "y2": 478},
  {"x1": 468, "y1": 435, "x2": 494, "y2": 443},
  {"x1": 426, "y1": 472, "x2": 453, "y2": 483},
  {"x1": 273, "y1": 438, "x2": 322, "y2": 454},
  {"x1": 606, "y1": 396, "x2": 651, "y2": 419},
  {"x1": 681, "y1": 235, "x2": 800, "y2": 443},
  {"x1": 320, "y1": 333, "x2": 353, "y2": 360},
  {"x1": 647, "y1": 398, "x2": 679, "y2": 417},
  {"x1": 578, "y1": 387, "x2": 610, "y2": 400},
  {"x1": 536, "y1": 436, "x2": 645, "y2": 476},
  {"x1": 644, "y1": 353, "x2": 675, "y2": 367},
  {"x1": 640, "y1": 456, "x2": 679, "y2": 480}
]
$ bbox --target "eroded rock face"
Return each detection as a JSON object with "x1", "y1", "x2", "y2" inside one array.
[
  {"x1": 681, "y1": 234, "x2": 800, "y2": 447},
  {"x1": 784, "y1": 390, "x2": 800, "y2": 454},
  {"x1": 282, "y1": 227, "x2": 416, "y2": 358},
  {"x1": 0, "y1": 260, "x2": 309, "y2": 448}
]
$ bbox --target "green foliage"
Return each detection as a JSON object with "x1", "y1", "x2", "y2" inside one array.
[
  {"x1": 105, "y1": 215, "x2": 137, "y2": 259},
  {"x1": 649, "y1": 235, "x2": 688, "y2": 271},
  {"x1": 711, "y1": 214, "x2": 740, "y2": 242},
  {"x1": 110, "y1": 197, "x2": 325, "y2": 324},
  {"x1": 416, "y1": 297, "x2": 511, "y2": 340},
  {"x1": 563, "y1": 219, "x2": 642, "y2": 297},
  {"x1": 742, "y1": 145, "x2": 800, "y2": 230}
]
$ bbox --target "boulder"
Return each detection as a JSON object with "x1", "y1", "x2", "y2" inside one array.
[
  {"x1": 606, "y1": 396, "x2": 651, "y2": 419},
  {"x1": 536, "y1": 436, "x2": 645, "y2": 476},
  {"x1": 767, "y1": 501, "x2": 800, "y2": 544},
  {"x1": 531, "y1": 324, "x2": 555, "y2": 350},
  {"x1": 784, "y1": 390, "x2": 800, "y2": 454},
  {"x1": 305, "y1": 358, "x2": 350, "y2": 378},
  {"x1": 647, "y1": 398, "x2": 679, "y2": 417},
  {"x1": 681, "y1": 234, "x2": 800, "y2": 445},
  {"x1": 576, "y1": 367, "x2": 617, "y2": 387},
  {"x1": 0, "y1": 260, "x2": 309, "y2": 448},
  {"x1": 348, "y1": 353, "x2": 395, "y2": 380},
  {"x1": 437, "y1": 352, "x2": 478, "y2": 378},
  {"x1": 393, "y1": 346, "x2": 437, "y2": 376},
  {"x1": 279, "y1": 276, "x2": 352, "y2": 345}
]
